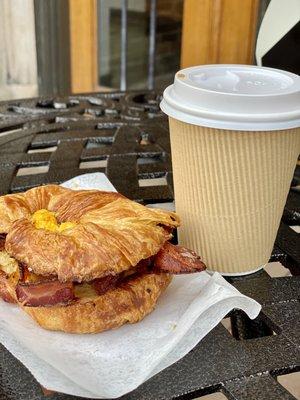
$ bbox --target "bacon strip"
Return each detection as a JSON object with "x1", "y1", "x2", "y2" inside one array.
[
  {"x1": 0, "y1": 234, "x2": 6, "y2": 251},
  {"x1": 153, "y1": 242, "x2": 206, "y2": 274},
  {"x1": 16, "y1": 281, "x2": 74, "y2": 307},
  {"x1": 13, "y1": 242, "x2": 205, "y2": 307},
  {"x1": 135, "y1": 257, "x2": 153, "y2": 271},
  {"x1": 92, "y1": 275, "x2": 119, "y2": 295}
]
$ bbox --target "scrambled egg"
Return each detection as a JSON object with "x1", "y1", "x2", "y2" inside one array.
[
  {"x1": 74, "y1": 283, "x2": 98, "y2": 299},
  {"x1": 32, "y1": 209, "x2": 76, "y2": 232},
  {"x1": 0, "y1": 251, "x2": 18, "y2": 275}
]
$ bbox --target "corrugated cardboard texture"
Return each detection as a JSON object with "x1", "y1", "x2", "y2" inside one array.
[{"x1": 169, "y1": 118, "x2": 300, "y2": 274}]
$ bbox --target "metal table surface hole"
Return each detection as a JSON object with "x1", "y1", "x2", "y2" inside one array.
[
  {"x1": 276, "y1": 371, "x2": 300, "y2": 399},
  {"x1": 79, "y1": 160, "x2": 108, "y2": 170},
  {"x1": 230, "y1": 310, "x2": 279, "y2": 340},
  {"x1": 137, "y1": 155, "x2": 162, "y2": 165},
  {"x1": 0, "y1": 127, "x2": 23, "y2": 137},
  {"x1": 264, "y1": 261, "x2": 292, "y2": 278},
  {"x1": 139, "y1": 176, "x2": 168, "y2": 187},
  {"x1": 196, "y1": 392, "x2": 229, "y2": 400},
  {"x1": 83, "y1": 108, "x2": 104, "y2": 118},
  {"x1": 221, "y1": 317, "x2": 233, "y2": 335},
  {"x1": 85, "y1": 141, "x2": 113, "y2": 149},
  {"x1": 290, "y1": 225, "x2": 300, "y2": 233},
  {"x1": 27, "y1": 145, "x2": 58, "y2": 154},
  {"x1": 16, "y1": 164, "x2": 50, "y2": 176}
]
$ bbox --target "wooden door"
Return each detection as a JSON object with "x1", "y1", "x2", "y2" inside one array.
[
  {"x1": 181, "y1": 0, "x2": 260, "y2": 68},
  {"x1": 68, "y1": 0, "x2": 261, "y2": 93},
  {"x1": 69, "y1": 0, "x2": 98, "y2": 93}
]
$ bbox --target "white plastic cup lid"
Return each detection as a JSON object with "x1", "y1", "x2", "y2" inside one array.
[{"x1": 160, "y1": 64, "x2": 300, "y2": 131}]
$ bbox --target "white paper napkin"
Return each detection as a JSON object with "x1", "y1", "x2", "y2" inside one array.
[{"x1": 0, "y1": 173, "x2": 261, "y2": 398}]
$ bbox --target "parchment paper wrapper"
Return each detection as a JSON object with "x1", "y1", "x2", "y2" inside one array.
[
  {"x1": 0, "y1": 173, "x2": 261, "y2": 398},
  {"x1": 169, "y1": 118, "x2": 300, "y2": 275}
]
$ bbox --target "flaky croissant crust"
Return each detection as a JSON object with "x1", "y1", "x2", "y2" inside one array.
[{"x1": 0, "y1": 185, "x2": 180, "y2": 282}]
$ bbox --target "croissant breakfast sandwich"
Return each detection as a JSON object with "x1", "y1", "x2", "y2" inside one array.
[{"x1": 0, "y1": 185, "x2": 206, "y2": 333}]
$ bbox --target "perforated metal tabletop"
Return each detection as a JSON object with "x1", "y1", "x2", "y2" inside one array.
[{"x1": 0, "y1": 92, "x2": 299, "y2": 400}]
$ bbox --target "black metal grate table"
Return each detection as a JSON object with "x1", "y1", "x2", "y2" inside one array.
[{"x1": 0, "y1": 92, "x2": 299, "y2": 400}]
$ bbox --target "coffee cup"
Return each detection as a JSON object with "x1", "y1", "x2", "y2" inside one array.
[{"x1": 161, "y1": 65, "x2": 300, "y2": 275}]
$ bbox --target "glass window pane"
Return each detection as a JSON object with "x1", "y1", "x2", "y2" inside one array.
[{"x1": 97, "y1": 0, "x2": 183, "y2": 90}]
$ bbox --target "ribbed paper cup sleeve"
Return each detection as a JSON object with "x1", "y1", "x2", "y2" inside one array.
[{"x1": 169, "y1": 117, "x2": 300, "y2": 275}]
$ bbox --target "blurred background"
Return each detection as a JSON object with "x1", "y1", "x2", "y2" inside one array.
[{"x1": 0, "y1": 0, "x2": 299, "y2": 101}]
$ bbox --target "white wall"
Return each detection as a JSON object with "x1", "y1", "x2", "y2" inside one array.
[{"x1": 0, "y1": 0, "x2": 38, "y2": 100}]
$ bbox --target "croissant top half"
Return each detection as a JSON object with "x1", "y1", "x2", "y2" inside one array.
[{"x1": 0, "y1": 185, "x2": 180, "y2": 282}]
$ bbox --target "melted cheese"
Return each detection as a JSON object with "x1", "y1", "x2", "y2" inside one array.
[
  {"x1": 74, "y1": 283, "x2": 98, "y2": 299},
  {"x1": 32, "y1": 209, "x2": 76, "y2": 232},
  {"x1": 0, "y1": 251, "x2": 18, "y2": 275}
]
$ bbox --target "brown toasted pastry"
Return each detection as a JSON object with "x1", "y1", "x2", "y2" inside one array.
[
  {"x1": 2, "y1": 185, "x2": 180, "y2": 282},
  {"x1": 0, "y1": 185, "x2": 206, "y2": 334},
  {"x1": 0, "y1": 270, "x2": 18, "y2": 303},
  {"x1": 22, "y1": 273, "x2": 171, "y2": 334},
  {"x1": 0, "y1": 241, "x2": 20, "y2": 303}
]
